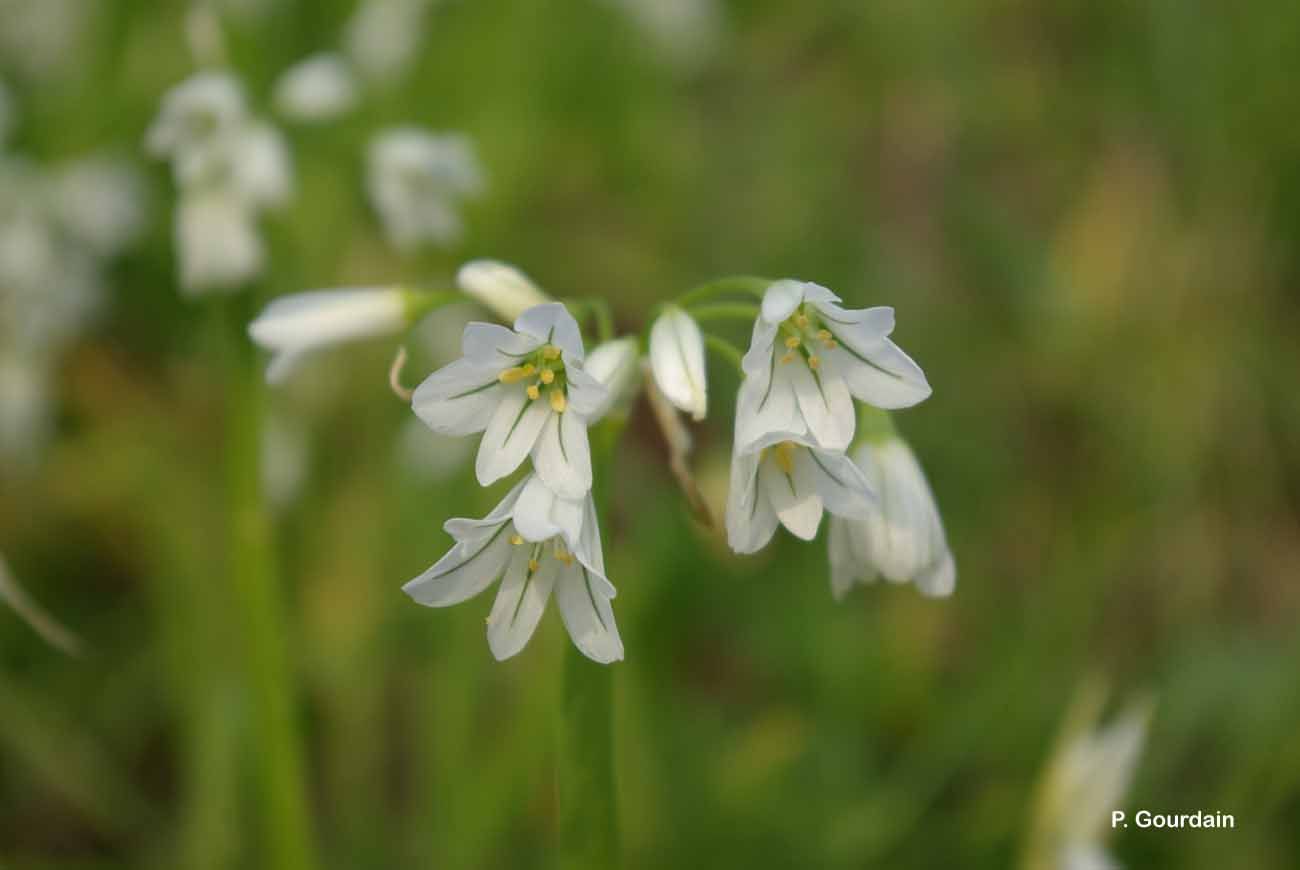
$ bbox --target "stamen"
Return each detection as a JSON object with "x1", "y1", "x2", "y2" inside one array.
[
  {"x1": 541, "y1": 345, "x2": 562, "y2": 361},
  {"x1": 824, "y1": 338, "x2": 838, "y2": 350},
  {"x1": 549, "y1": 389, "x2": 567, "y2": 413},
  {"x1": 526, "y1": 384, "x2": 541, "y2": 400},
  {"x1": 784, "y1": 335, "x2": 801, "y2": 350},
  {"x1": 528, "y1": 558, "x2": 540, "y2": 573},
  {"x1": 510, "y1": 534, "x2": 524, "y2": 546},
  {"x1": 781, "y1": 352, "x2": 796, "y2": 364},
  {"x1": 539, "y1": 368, "x2": 555, "y2": 385},
  {"x1": 808, "y1": 355, "x2": 821, "y2": 370},
  {"x1": 498, "y1": 363, "x2": 536, "y2": 384},
  {"x1": 774, "y1": 441, "x2": 796, "y2": 475},
  {"x1": 794, "y1": 313, "x2": 811, "y2": 329},
  {"x1": 816, "y1": 329, "x2": 832, "y2": 341},
  {"x1": 554, "y1": 541, "x2": 574, "y2": 565}
]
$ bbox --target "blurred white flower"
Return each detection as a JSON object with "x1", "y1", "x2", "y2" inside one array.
[
  {"x1": 0, "y1": 0, "x2": 87, "y2": 82},
  {"x1": 344, "y1": 0, "x2": 433, "y2": 85},
  {"x1": 726, "y1": 431, "x2": 873, "y2": 554},
  {"x1": 404, "y1": 473, "x2": 624, "y2": 663},
  {"x1": 649, "y1": 305, "x2": 707, "y2": 421},
  {"x1": 583, "y1": 337, "x2": 641, "y2": 420},
  {"x1": 412, "y1": 303, "x2": 606, "y2": 498},
  {"x1": 224, "y1": 121, "x2": 293, "y2": 210},
  {"x1": 175, "y1": 187, "x2": 264, "y2": 295},
  {"x1": 248, "y1": 288, "x2": 412, "y2": 383},
  {"x1": 606, "y1": 0, "x2": 724, "y2": 71},
  {"x1": 826, "y1": 435, "x2": 955, "y2": 599},
  {"x1": 737, "y1": 280, "x2": 931, "y2": 453},
  {"x1": 367, "y1": 127, "x2": 484, "y2": 250},
  {"x1": 456, "y1": 260, "x2": 550, "y2": 323},
  {"x1": 261, "y1": 410, "x2": 310, "y2": 511},
  {"x1": 50, "y1": 157, "x2": 148, "y2": 259},
  {"x1": 146, "y1": 71, "x2": 247, "y2": 170},
  {"x1": 273, "y1": 53, "x2": 359, "y2": 123},
  {"x1": 1025, "y1": 691, "x2": 1152, "y2": 870}
]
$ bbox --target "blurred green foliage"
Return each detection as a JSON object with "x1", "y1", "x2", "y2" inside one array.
[{"x1": 2, "y1": 0, "x2": 1298, "y2": 867}]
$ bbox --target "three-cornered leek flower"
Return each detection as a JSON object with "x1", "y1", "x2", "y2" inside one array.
[
  {"x1": 737, "y1": 280, "x2": 930, "y2": 453},
  {"x1": 582, "y1": 337, "x2": 641, "y2": 420},
  {"x1": 248, "y1": 288, "x2": 412, "y2": 383},
  {"x1": 412, "y1": 303, "x2": 606, "y2": 498},
  {"x1": 456, "y1": 259, "x2": 550, "y2": 323},
  {"x1": 826, "y1": 436, "x2": 955, "y2": 599},
  {"x1": 367, "y1": 127, "x2": 484, "y2": 250},
  {"x1": 649, "y1": 305, "x2": 707, "y2": 421},
  {"x1": 403, "y1": 474, "x2": 624, "y2": 663},
  {"x1": 272, "y1": 53, "x2": 359, "y2": 123},
  {"x1": 726, "y1": 430, "x2": 874, "y2": 554}
]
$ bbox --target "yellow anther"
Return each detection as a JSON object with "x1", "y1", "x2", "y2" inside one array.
[
  {"x1": 541, "y1": 345, "x2": 562, "y2": 361},
  {"x1": 550, "y1": 389, "x2": 567, "y2": 413},
  {"x1": 808, "y1": 355, "x2": 821, "y2": 370},
  {"x1": 526, "y1": 384, "x2": 541, "y2": 400},
  {"x1": 773, "y1": 441, "x2": 797, "y2": 475},
  {"x1": 781, "y1": 352, "x2": 796, "y2": 364},
  {"x1": 794, "y1": 313, "x2": 811, "y2": 329},
  {"x1": 528, "y1": 558, "x2": 540, "y2": 573},
  {"x1": 539, "y1": 368, "x2": 555, "y2": 385},
  {"x1": 816, "y1": 329, "x2": 832, "y2": 341},
  {"x1": 784, "y1": 335, "x2": 802, "y2": 350},
  {"x1": 498, "y1": 364, "x2": 536, "y2": 384},
  {"x1": 554, "y1": 542, "x2": 574, "y2": 565},
  {"x1": 824, "y1": 338, "x2": 838, "y2": 350},
  {"x1": 510, "y1": 534, "x2": 524, "y2": 546}
]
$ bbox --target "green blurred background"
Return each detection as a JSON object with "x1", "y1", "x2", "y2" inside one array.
[{"x1": 2, "y1": 0, "x2": 1298, "y2": 867}]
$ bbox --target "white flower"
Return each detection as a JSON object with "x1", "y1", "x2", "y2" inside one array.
[
  {"x1": 175, "y1": 187, "x2": 264, "y2": 295},
  {"x1": 273, "y1": 53, "x2": 359, "y2": 123},
  {"x1": 456, "y1": 260, "x2": 549, "y2": 323},
  {"x1": 726, "y1": 430, "x2": 874, "y2": 554},
  {"x1": 343, "y1": 0, "x2": 432, "y2": 85},
  {"x1": 145, "y1": 72, "x2": 247, "y2": 168},
  {"x1": 367, "y1": 127, "x2": 484, "y2": 250},
  {"x1": 649, "y1": 305, "x2": 707, "y2": 421},
  {"x1": 403, "y1": 474, "x2": 624, "y2": 663},
  {"x1": 412, "y1": 303, "x2": 606, "y2": 499},
  {"x1": 605, "y1": 0, "x2": 723, "y2": 71},
  {"x1": 50, "y1": 157, "x2": 147, "y2": 259},
  {"x1": 827, "y1": 436, "x2": 955, "y2": 599},
  {"x1": 223, "y1": 121, "x2": 293, "y2": 210},
  {"x1": 248, "y1": 288, "x2": 412, "y2": 383},
  {"x1": 737, "y1": 280, "x2": 930, "y2": 453},
  {"x1": 583, "y1": 337, "x2": 641, "y2": 420}
]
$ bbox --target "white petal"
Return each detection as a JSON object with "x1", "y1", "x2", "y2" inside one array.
[
  {"x1": 916, "y1": 551, "x2": 956, "y2": 598},
  {"x1": 758, "y1": 453, "x2": 823, "y2": 541},
  {"x1": 412, "y1": 359, "x2": 505, "y2": 436},
  {"x1": 563, "y1": 367, "x2": 609, "y2": 419},
  {"x1": 735, "y1": 360, "x2": 804, "y2": 453},
  {"x1": 443, "y1": 477, "x2": 529, "y2": 540},
  {"x1": 787, "y1": 358, "x2": 854, "y2": 450},
  {"x1": 265, "y1": 350, "x2": 307, "y2": 385},
  {"x1": 555, "y1": 562, "x2": 624, "y2": 663},
  {"x1": 828, "y1": 338, "x2": 932, "y2": 410},
  {"x1": 460, "y1": 321, "x2": 538, "y2": 367},
  {"x1": 725, "y1": 448, "x2": 779, "y2": 554},
  {"x1": 813, "y1": 301, "x2": 894, "y2": 350},
  {"x1": 248, "y1": 289, "x2": 407, "y2": 358},
  {"x1": 457, "y1": 260, "x2": 550, "y2": 323},
  {"x1": 513, "y1": 474, "x2": 585, "y2": 546},
  {"x1": 793, "y1": 444, "x2": 873, "y2": 519},
  {"x1": 403, "y1": 521, "x2": 514, "y2": 607},
  {"x1": 273, "y1": 52, "x2": 358, "y2": 123},
  {"x1": 475, "y1": 389, "x2": 550, "y2": 486},
  {"x1": 531, "y1": 410, "x2": 593, "y2": 499},
  {"x1": 649, "y1": 306, "x2": 707, "y2": 421},
  {"x1": 486, "y1": 547, "x2": 559, "y2": 660},
  {"x1": 760, "y1": 280, "x2": 807, "y2": 323},
  {"x1": 827, "y1": 518, "x2": 856, "y2": 600},
  {"x1": 514, "y1": 302, "x2": 584, "y2": 361},
  {"x1": 740, "y1": 317, "x2": 779, "y2": 378},
  {"x1": 578, "y1": 338, "x2": 639, "y2": 421},
  {"x1": 575, "y1": 496, "x2": 611, "y2": 581}
]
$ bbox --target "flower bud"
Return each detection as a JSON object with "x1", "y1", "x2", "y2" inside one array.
[
  {"x1": 248, "y1": 287, "x2": 410, "y2": 383},
  {"x1": 456, "y1": 259, "x2": 550, "y2": 322},
  {"x1": 648, "y1": 305, "x2": 707, "y2": 421},
  {"x1": 582, "y1": 337, "x2": 640, "y2": 420}
]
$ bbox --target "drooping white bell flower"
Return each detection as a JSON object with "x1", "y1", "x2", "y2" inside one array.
[
  {"x1": 248, "y1": 288, "x2": 414, "y2": 383},
  {"x1": 367, "y1": 127, "x2": 484, "y2": 250},
  {"x1": 649, "y1": 305, "x2": 707, "y2": 421},
  {"x1": 736, "y1": 280, "x2": 930, "y2": 453},
  {"x1": 404, "y1": 474, "x2": 624, "y2": 663},
  {"x1": 175, "y1": 187, "x2": 264, "y2": 295},
  {"x1": 726, "y1": 430, "x2": 874, "y2": 554},
  {"x1": 273, "y1": 53, "x2": 359, "y2": 123},
  {"x1": 412, "y1": 303, "x2": 606, "y2": 498},
  {"x1": 49, "y1": 157, "x2": 147, "y2": 259},
  {"x1": 145, "y1": 71, "x2": 248, "y2": 172},
  {"x1": 583, "y1": 337, "x2": 641, "y2": 421},
  {"x1": 222, "y1": 121, "x2": 294, "y2": 211},
  {"x1": 456, "y1": 260, "x2": 550, "y2": 323},
  {"x1": 826, "y1": 435, "x2": 955, "y2": 599}
]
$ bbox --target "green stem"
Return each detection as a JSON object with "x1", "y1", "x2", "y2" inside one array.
[
  {"x1": 674, "y1": 275, "x2": 771, "y2": 308},
  {"x1": 856, "y1": 404, "x2": 898, "y2": 443},
  {"x1": 220, "y1": 297, "x2": 318, "y2": 870},
  {"x1": 703, "y1": 333, "x2": 746, "y2": 376},
  {"x1": 685, "y1": 301, "x2": 761, "y2": 323}
]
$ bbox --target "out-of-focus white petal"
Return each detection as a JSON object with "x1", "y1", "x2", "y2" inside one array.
[
  {"x1": 248, "y1": 288, "x2": 408, "y2": 382},
  {"x1": 175, "y1": 188, "x2": 263, "y2": 295},
  {"x1": 230, "y1": 122, "x2": 293, "y2": 210},
  {"x1": 50, "y1": 157, "x2": 147, "y2": 259},
  {"x1": 457, "y1": 260, "x2": 550, "y2": 323},
  {"x1": 146, "y1": 71, "x2": 246, "y2": 160},
  {"x1": 649, "y1": 306, "x2": 707, "y2": 421},
  {"x1": 367, "y1": 127, "x2": 484, "y2": 250},
  {"x1": 582, "y1": 337, "x2": 640, "y2": 420},
  {"x1": 273, "y1": 53, "x2": 359, "y2": 123},
  {"x1": 344, "y1": 0, "x2": 432, "y2": 85}
]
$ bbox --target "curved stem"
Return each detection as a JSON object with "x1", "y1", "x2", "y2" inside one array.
[
  {"x1": 686, "y1": 302, "x2": 761, "y2": 323},
  {"x1": 703, "y1": 333, "x2": 746, "y2": 376},
  {"x1": 674, "y1": 275, "x2": 771, "y2": 308}
]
